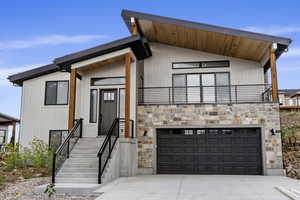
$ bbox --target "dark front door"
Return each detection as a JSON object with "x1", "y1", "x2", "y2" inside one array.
[
  {"x1": 98, "y1": 89, "x2": 117, "y2": 136},
  {"x1": 157, "y1": 128, "x2": 262, "y2": 175}
]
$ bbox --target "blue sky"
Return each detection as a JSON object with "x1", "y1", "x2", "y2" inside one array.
[{"x1": 0, "y1": 0, "x2": 300, "y2": 119}]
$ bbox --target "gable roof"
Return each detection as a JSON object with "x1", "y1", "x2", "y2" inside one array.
[
  {"x1": 121, "y1": 9, "x2": 292, "y2": 62},
  {"x1": 8, "y1": 64, "x2": 59, "y2": 86},
  {"x1": 8, "y1": 35, "x2": 151, "y2": 86},
  {"x1": 0, "y1": 112, "x2": 19, "y2": 123},
  {"x1": 55, "y1": 35, "x2": 151, "y2": 69}
]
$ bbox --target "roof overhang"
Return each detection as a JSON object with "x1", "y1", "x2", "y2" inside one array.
[
  {"x1": 55, "y1": 35, "x2": 151, "y2": 71},
  {"x1": 122, "y1": 10, "x2": 292, "y2": 62},
  {"x1": 0, "y1": 113, "x2": 19, "y2": 124},
  {"x1": 8, "y1": 64, "x2": 60, "y2": 86}
]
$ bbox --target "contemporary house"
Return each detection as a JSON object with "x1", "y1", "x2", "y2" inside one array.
[
  {"x1": 8, "y1": 10, "x2": 292, "y2": 184},
  {"x1": 279, "y1": 89, "x2": 300, "y2": 109},
  {"x1": 0, "y1": 112, "x2": 19, "y2": 149}
]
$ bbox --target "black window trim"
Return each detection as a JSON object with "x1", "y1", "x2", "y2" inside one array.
[
  {"x1": 44, "y1": 80, "x2": 69, "y2": 106},
  {"x1": 90, "y1": 76, "x2": 126, "y2": 86},
  {"x1": 172, "y1": 60, "x2": 230, "y2": 69},
  {"x1": 89, "y1": 89, "x2": 98, "y2": 123},
  {"x1": 172, "y1": 72, "x2": 231, "y2": 103}
]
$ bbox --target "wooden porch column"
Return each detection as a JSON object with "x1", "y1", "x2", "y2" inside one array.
[
  {"x1": 68, "y1": 69, "x2": 77, "y2": 130},
  {"x1": 270, "y1": 45, "x2": 279, "y2": 102},
  {"x1": 125, "y1": 53, "x2": 131, "y2": 138},
  {"x1": 11, "y1": 122, "x2": 16, "y2": 145}
]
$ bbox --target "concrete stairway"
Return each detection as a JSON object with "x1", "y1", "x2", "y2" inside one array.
[{"x1": 56, "y1": 137, "x2": 104, "y2": 184}]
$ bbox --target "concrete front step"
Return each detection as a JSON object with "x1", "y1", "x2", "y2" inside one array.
[
  {"x1": 62, "y1": 162, "x2": 98, "y2": 168},
  {"x1": 60, "y1": 168, "x2": 98, "y2": 173},
  {"x1": 55, "y1": 177, "x2": 98, "y2": 184},
  {"x1": 71, "y1": 150, "x2": 99, "y2": 154},
  {"x1": 69, "y1": 154, "x2": 97, "y2": 158},
  {"x1": 57, "y1": 172, "x2": 98, "y2": 178},
  {"x1": 65, "y1": 158, "x2": 98, "y2": 163}
]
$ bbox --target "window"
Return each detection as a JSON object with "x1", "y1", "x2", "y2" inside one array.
[
  {"x1": 173, "y1": 62, "x2": 199, "y2": 69},
  {"x1": 91, "y1": 77, "x2": 125, "y2": 86},
  {"x1": 90, "y1": 89, "x2": 98, "y2": 123},
  {"x1": 119, "y1": 89, "x2": 125, "y2": 118},
  {"x1": 172, "y1": 72, "x2": 230, "y2": 103},
  {"x1": 45, "y1": 81, "x2": 69, "y2": 105},
  {"x1": 173, "y1": 60, "x2": 229, "y2": 69},
  {"x1": 49, "y1": 130, "x2": 69, "y2": 151},
  {"x1": 103, "y1": 91, "x2": 115, "y2": 101},
  {"x1": 0, "y1": 129, "x2": 6, "y2": 146}
]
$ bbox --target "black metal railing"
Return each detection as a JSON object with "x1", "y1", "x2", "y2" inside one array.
[
  {"x1": 138, "y1": 84, "x2": 272, "y2": 105},
  {"x1": 52, "y1": 118, "x2": 83, "y2": 183},
  {"x1": 97, "y1": 118, "x2": 134, "y2": 184}
]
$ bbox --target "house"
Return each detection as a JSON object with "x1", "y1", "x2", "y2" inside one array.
[
  {"x1": 279, "y1": 89, "x2": 300, "y2": 109},
  {"x1": 0, "y1": 112, "x2": 19, "y2": 149},
  {"x1": 8, "y1": 10, "x2": 292, "y2": 184}
]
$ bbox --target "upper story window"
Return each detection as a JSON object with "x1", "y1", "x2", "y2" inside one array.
[
  {"x1": 172, "y1": 60, "x2": 229, "y2": 69},
  {"x1": 45, "y1": 81, "x2": 69, "y2": 105},
  {"x1": 91, "y1": 77, "x2": 125, "y2": 86}
]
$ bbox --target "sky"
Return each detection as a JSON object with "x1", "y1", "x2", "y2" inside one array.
[{"x1": 0, "y1": 0, "x2": 300, "y2": 119}]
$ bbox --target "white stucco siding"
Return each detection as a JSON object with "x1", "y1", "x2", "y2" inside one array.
[
  {"x1": 20, "y1": 72, "x2": 69, "y2": 147},
  {"x1": 144, "y1": 43, "x2": 264, "y2": 87}
]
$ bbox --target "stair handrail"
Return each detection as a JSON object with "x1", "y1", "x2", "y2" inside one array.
[
  {"x1": 97, "y1": 118, "x2": 120, "y2": 184},
  {"x1": 52, "y1": 118, "x2": 83, "y2": 183}
]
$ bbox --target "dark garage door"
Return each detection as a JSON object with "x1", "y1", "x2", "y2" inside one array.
[{"x1": 157, "y1": 128, "x2": 262, "y2": 175}]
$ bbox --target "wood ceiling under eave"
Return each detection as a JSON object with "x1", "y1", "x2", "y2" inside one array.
[{"x1": 137, "y1": 19, "x2": 271, "y2": 62}]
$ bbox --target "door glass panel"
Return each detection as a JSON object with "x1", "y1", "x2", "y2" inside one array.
[
  {"x1": 202, "y1": 74, "x2": 215, "y2": 103},
  {"x1": 187, "y1": 74, "x2": 200, "y2": 103},
  {"x1": 119, "y1": 89, "x2": 125, "y2": 119}
]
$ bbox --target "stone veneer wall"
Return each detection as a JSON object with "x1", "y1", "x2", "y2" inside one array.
[{"x1": 137, "y1": 103, "x2": 283, "y2": 174}]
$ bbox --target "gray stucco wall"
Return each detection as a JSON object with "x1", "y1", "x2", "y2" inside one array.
[{"x1": 137, "y1": 103, "x2": 283, "y2": 175}]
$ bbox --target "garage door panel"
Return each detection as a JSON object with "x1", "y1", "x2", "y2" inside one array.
[{"x1": 157, "y1": 128, "x2": 262, "y2": 175}]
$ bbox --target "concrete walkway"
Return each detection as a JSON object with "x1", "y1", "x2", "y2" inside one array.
[{"x1": 95, "y1": 175, "x2": 300, "y2": 200}]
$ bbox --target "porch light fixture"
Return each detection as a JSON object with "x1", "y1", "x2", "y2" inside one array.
[
  {"x1": 270, "y1": 128, "x2": 275, "y2": 136},
  {"x1": 143, "y1": 130, "x2": 148, "y2": 136}
]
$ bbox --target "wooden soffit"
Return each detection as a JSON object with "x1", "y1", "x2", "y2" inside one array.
[{"x1": 137, "y1": 19, "x2": 270, "y2": 62}]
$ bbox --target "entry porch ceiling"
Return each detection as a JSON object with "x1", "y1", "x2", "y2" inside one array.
[{"x1": 122, "y1": 10, "x2": 292, "y2": 62}]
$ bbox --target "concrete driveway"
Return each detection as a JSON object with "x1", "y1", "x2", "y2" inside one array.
[{"x1": 95, "y1": 175, "x2": 300, "y2": 200}]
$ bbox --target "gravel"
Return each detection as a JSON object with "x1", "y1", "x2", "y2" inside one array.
[{"x1": 0, "y1": 177, "x2": 99, "y2": 200}]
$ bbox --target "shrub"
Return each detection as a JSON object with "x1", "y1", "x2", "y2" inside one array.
[{"x1": 0, "y1": 137, "x2": 53, "y2": 173}]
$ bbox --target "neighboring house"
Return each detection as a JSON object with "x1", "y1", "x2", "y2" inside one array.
[
  {"x1": 0, "y1": 112, "x2": 19, "y2": 149},
  {"x1": 279, "y1": 89, "x2": 300, "y2": 108},
  {"x1": 8, "y1": 10, "x2": 292, "y2": 184}
]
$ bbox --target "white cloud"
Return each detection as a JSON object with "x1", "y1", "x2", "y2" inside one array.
[
  {"x1": 0, "y1": 34, "x2": 108, "y2": 50},
  {"x1": 243, "y1": 25, "x2": 300, "y2": 35},
  {"x1": 0, "y1": 63, "x2": 46, "y2": 87}
]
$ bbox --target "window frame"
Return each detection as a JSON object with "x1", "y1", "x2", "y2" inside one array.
[
  {"x1": 172, "y1": 60, "x2": 230, "y2": 69},
  {"x1": 90, "y1": 76, "x2": 126, "y2": 86},
  {"x1": 44, "y1": 80, "x2": 69, "y2": 106},
  {"x1": 89, "y1": 89, "x2": 98, "y2": 123},
  {"x1": 172, "y1": 72, "x2": 231, "y2": 104}
]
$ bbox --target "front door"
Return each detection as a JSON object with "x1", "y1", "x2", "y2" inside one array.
[{"x1": 98, "y1": 89, "x2": 117, "y2": 136}]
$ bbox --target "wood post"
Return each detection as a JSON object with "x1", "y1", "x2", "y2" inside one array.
[
  {"x1": 11, "y1": 122, "x2": 16, "y2": 145},
  {"x1": 125, "y1": 53, "x2": 131, "y2": 138},
  {"x1": 270, "y1": 45, "x2": 279, "y2": 102},
  {"x1": 68, "y1": 69, "x2": 77, "y2": 130}
]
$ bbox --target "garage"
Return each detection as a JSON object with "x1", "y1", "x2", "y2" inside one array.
[{"x1": 157, "y1": 128, "x2": 262, "y2": 175}]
